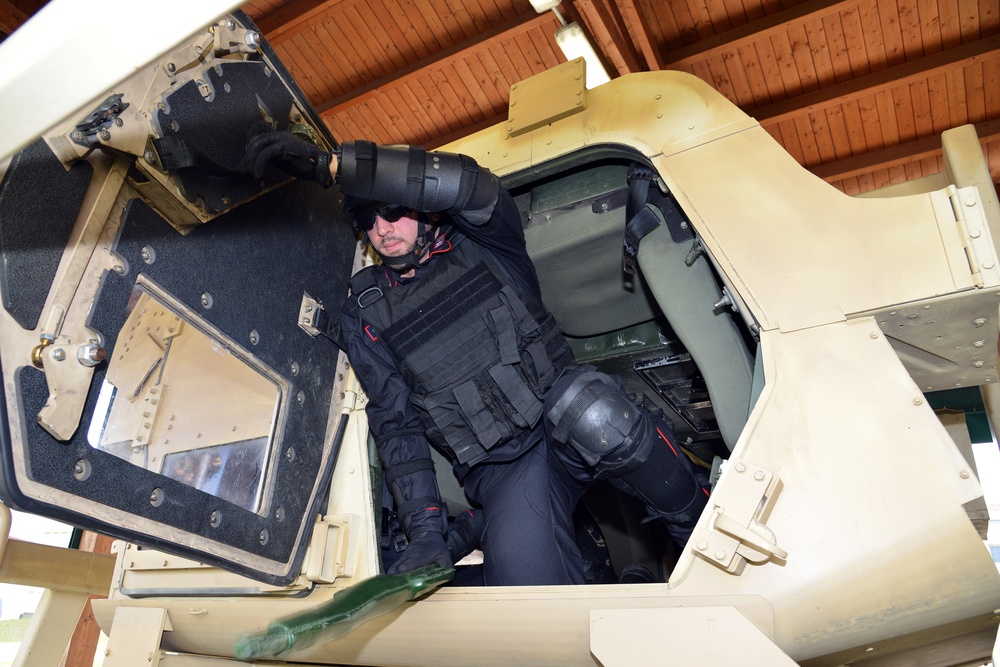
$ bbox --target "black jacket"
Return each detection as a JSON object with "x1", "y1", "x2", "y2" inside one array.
[{"x1": 338, "y1": 142, "x2": 552, "y2": 537}]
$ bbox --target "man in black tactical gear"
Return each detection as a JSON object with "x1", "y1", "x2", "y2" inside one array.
[{"x1": 246, "y1": 130, "x2": 708, "y2": 586}]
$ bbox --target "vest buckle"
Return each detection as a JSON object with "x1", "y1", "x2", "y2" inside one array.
[{"x1": 357, "y1": 285, "x2": 384, "y2": 309}]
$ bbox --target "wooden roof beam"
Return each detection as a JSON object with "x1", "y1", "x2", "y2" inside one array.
[
  {"x1": 0, "y1": 0, "x2": 30, "y2": 36},
  {"x1": 753, "y1": 34, "x2": 1000, "y2": 125},
  {"x1": 617, "y1": 0, "x2": 663, "y2": 71},
  {"x1": 571, "y1": 0, "x2": 642, "y2": 76},
  {"x1": 810, "y1": 118, "x2": 1000, "y2": 182},
  {"x1": 317, "y1": 11, "x2": 557, "y2": 117},
  {"x1": 661, "y1": 0, "x2": 859, "y2": 69}
]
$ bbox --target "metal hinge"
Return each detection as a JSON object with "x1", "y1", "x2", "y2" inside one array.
[
  {"x1": 947, "y1": 186, "x2": 984, "y2": 287},
  {"x1": 945, "y1": 184, "x2": 1000, "y2": 289},
  {"x1": 691, "y1": 458, "x2": 787, "y2": 574}
]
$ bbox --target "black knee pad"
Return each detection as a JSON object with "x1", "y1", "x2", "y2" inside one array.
[{"x1": 544, "y1": 371, "x2": 645, "y2": 470}]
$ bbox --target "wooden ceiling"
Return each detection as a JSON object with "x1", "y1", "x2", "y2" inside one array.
[
  {"x1": 3, "y1": 0, "x2": 998, "y2": 195},
  {"x1": 237, "y1": 0, "x2": 999, "y2": 196}
]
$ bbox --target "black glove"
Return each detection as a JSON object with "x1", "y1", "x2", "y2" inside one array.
[
  {"x1": 244, "y1": 130, "x2": 333, "y2": 187},
  {"x1": 387, "y1": 531, "x2": 453, "y2": 575}
]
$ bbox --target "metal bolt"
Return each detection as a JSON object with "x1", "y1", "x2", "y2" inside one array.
[
  {"x1": 286, "y1": 447, "x2": 295, "y2": 461},
  {"x1": 974, "y1": 318, "x2": 987, "y2": 327},
  {"x1": 245, "y1": 30, "x2": 261, "y2": 49},
  {"x1": 74, "y1": 461, "x2": 84, "y2": 475},
  {"x1": 870, "y1": 331, "x2": 879, "y2": 339},
  {"x1": 734, "y1": 462, "x2": 747, "y2": 473},
  {"x1": 99, "y1": 128, "x2": 111, "y2": 141},
  {"x1": 210, "y1": 510, "x2": 221, "y2": 527},
  {"x1": 297, "y1": 391, "x2": 305, "y2": 405},
  {"x1": 259, "y1": 529, "x2": 269, "y2": 545},
  {"x1": 166, "y1": 62, "x2": 176, "y2": 73},
  {"x1": 150, "y1": 488, "x2": 162, "y2": 506},
  {"x1": 960, "y1": 470, "x2": 971, "y2": 479},
  {"x1": 141, "y1": 246, "x2": 155, "y2": 264},
  {"x1": 713, "y1": 292, "x2": 733, "y2": 311},
  {"x1": 52, "y1": 348, "x2": 66, "y2": 362},
  {"x1": 291, "y1": 362, "x2": 299, "y2": 376},
  {"x1": 714, "y1": 549, "x2": 727, "y2": 560},
  {"x1": 249, "y1": 330, "x2": 259, "y2": 345},
  {"x1": 974, "y1": 360, "x2": 985, "y2": 368},
  {"x1": 753, "y1": 470, "x2": 765, "y2": 481},
  {"x1": 225, "y1": 19, "x2": 235, "y2": 29},
  {"x1": 696, "y1": 540, "x2": 708, "y2": 550},
  {"x1": 975, "y1": 340, "x2": 985, "y2": 348},
  {"x1": 913, "y1": 397, "x2": 923, "y2": 405},
  {"x1": 115, "y1": 117, "x2": 123, "y2": 127},
  {"x1": 275, "y1": 507, "x2": 285, "y2": 522},
  {"x1": 78, "y1": 344, "x2": 107, "y2": 366},
  {"x1": 201, "y1": 292, "x2": 213, "y2": 309}
]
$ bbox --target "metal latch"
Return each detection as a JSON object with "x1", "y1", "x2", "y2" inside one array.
[
  {"x1": 298, "y1": 293, "x2": 325, "y2": 337},
  {"x1": 304, "y1": 514, "x2": 359, "y2": 584},
  {"x1": 692, "y1": 458, "x2": 786, "y2": 574}
]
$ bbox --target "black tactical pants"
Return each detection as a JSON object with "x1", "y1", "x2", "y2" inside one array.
[{"x1": 461, "y1": 367, "x2": 707, "y2": 586}]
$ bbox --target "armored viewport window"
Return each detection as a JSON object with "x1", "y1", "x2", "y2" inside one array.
[{"x1": 87, "y1": 287, "x2": 280, "y2": 513}]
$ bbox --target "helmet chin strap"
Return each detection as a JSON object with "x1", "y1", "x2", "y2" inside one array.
[{"x1": 373, "y1": 213, "x2": 438, "y2": 272}]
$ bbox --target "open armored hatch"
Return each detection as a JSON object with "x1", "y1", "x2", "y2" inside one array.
[{"x1": 1, "y1": 6, "x2": 1000, "y2": 666}]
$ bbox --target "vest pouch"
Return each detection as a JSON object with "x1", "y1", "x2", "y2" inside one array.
[{"x1": 411, "y1": 378, "x2": 513, "y2": 465}]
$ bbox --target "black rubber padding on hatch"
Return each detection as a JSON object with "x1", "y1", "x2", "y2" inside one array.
[
  {"x1": 3, "y1": 177, "x2": 356, "y2": 585},
  {"x1": 0, "y1": 140, "x2": 93, "y2": 330}
]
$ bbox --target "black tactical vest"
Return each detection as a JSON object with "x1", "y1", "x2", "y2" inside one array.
[{"x1": 350, "y1": 236, "x2": 573, "y2": 466}]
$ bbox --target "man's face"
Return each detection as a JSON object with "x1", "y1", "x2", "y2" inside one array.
[{"x1": 366, "y1": 211, "x2": 419, "y2": 260}]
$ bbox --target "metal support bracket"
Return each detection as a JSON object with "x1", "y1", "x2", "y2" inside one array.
[
  {"x1": 37, "y1": 337, "x2": 98, "y2": 440},
  {"x1": 103, "y1": 606, "x2": 172, "y2": 667},
  {"x1": 691, "y1": 458, "x2": 786, "y2": 574}
]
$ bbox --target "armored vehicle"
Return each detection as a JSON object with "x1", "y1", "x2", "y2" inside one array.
[{"x1": 0, "y1": 4, "x2": 998, "y2": 666}]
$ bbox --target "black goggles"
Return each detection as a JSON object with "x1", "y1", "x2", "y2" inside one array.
[{"x1": 354, "y1": 203, "x2": 412, "y2": 231}]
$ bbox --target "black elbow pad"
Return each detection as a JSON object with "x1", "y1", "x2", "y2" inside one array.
[{"x1": 340, "y1": 141, "x2": 498, "y2": 216}]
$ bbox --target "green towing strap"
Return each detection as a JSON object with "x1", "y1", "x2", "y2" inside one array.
[{"x1": 234, "y1": 564, "x2": 455, "y2": 660}]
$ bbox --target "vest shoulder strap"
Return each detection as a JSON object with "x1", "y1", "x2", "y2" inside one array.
[{"x1": 350, "y1": 266, "x2": 393, "y2": 331}]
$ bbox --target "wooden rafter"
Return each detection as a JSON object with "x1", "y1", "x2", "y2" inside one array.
[
  {"x1": 752, "y1": 34, "x2": 1000, "y2": 125},
  {"x1": 317, "y1": 11, "x2": 557, "y2": 117},
  {"x1": 617, "y1": 0, "x2": 662, "y2": 71},
  {"x1": 0, "y1": 0, "x2": 30, "y2": 36},
  {"x1": 810, "y1": 118, "x2": 1000, "y2": 182},
  {"x1": 661, "y1": 0, "x2": 859, "y2": 70},
  {"x1": 571, "y1": 0, "x2": 642, "y2": 76}
]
